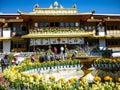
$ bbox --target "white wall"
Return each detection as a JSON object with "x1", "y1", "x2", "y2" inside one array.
[
  {"x1": 99, "y1": 39, "x2": 106, "y2": 50},
  {"x1": 98, "y1": 27, "x2": 105, "y2": 36},
  {"x1": 3, "y1": 40, "x2": 11, "y2": 53},
  {"x1": 3, "y1": 28, "x2": 11, "y2": 37}
]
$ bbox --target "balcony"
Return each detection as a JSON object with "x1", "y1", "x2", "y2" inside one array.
[
  {"x1": 22, "y1": 27, "x2": 94, "y2": 38},
  {"x1": 107, "y1": 45, "x2": 120, "y2": 51},
  {"x1": 11, "y1": 31, "x2": 27, "y2": 37},
  {"x1": 107, "y1": 30, "x2": 120, "y2": 36},
  {"x1": 29, "y1": 27, "x2": 85, "y2": 34}
]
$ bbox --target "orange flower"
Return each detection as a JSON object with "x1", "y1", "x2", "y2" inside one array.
[
  {"x1": 104, "y1": 76, "x2": 112, "y2": 81},
  {"x1": 94, "y1": 76, "x2": 101, "y2": 82},
  {"x1": 118, "y1": 78, "x2": 120, "y2": 82}
]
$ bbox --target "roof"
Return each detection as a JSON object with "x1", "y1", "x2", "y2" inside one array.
[
  {"x1": 94, "y1": 14, "x2": 120, "y2": 16},
  {"x1": 0, "y1": 13, "x2": 19, "y2": 15},
  {"x1": 18, "y1": 1, "x2": 93, "y2": 16}
]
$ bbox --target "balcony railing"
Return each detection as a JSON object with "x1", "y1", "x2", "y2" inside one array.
[
  {"x1": 29, "y1": 27, "x2": 85, "y2": 34},
  {"x1": 107, "y1": 30, "x2": 120, "y2": 36},
  {"x1": 107, "y1": 45, "x2": 120, "y2": 51}
]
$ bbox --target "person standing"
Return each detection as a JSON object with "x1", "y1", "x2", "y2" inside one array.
[
  {"x1": 1, "y1": 54, "x2": 10, "y2": 72},
  {"x1": 71, "y1": 51, "x2": 77, "y2": 60},
  {"x1": 14, "y1": 55, "x2": 19, "y2": 65},
  {"x1": 60, "y1": 46, "x2": 64, "y2": 60},
  {"x1": 31, "y1": 54, "x2": 35, "y2": 63},
  {"x1": 54, "y1": 47, "x2": 57, "y2": 54}
]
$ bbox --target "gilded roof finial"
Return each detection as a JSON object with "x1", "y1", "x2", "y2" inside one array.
[
  {"x1": 73, "y1": 4, "x2": 77, "y2": 8},
  {"x1": 17, "y1": 9, "x2": 22, "y2": 14},
  {"x1": 35, "y1": 3, "x2": 39, "y2": 8},
  {"x1": 60, "y1": 4, "x2": 64, "y2": 9},
  {"x1": 92, "y1": 10, "x2": 96, "y2": 14},
  {"x1": 54, "y1": 1, "x2": 58, "y2": 8},
  {"x1": 49, "y1": 4, "x2": 53, "y2": 9}
]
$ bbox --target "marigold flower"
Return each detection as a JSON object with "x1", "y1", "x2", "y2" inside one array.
[
  {"x1": 104, "y1": 76, "x2": 112, "y2": 81},
  {"x1": 118, "y1": 78, "x2": 120, "y2": 82},
  {"x1": 81, "y1": 77, "x2": 86, "y2": 83},
  {"x1": 94, "y1": 76, "x2": 101, "y2": 82}
]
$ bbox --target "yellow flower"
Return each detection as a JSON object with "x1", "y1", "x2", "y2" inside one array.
[
  {"x1": 31, "y1": 74, "x2": 39, "y2": 80},
  {"x1": 104, "y1": 76, "x2": 112, "y2": 81},
  {"x1": 21, "y1": 72, "x2": 29, "y2": 77},
  {"x1": 29, "y1": 76, "x2": 34, "y2": 83},
  {"x1": 58, "y1": 78, "x2": 65, "y2": 82},
  {"x1": 39, "y1": 75, "x2": 45, "y2": 82},
  {"x1": 49, "y1": 76, "x2": 55, "y2": 81},
  {"x1": 68, "y1": 77, "x2": 77, "y2": 83},
  {"x1": 16, "y1": 73, "x2": 21, "y2": 80},
  {"x1": 81, "y1": 77, "x2": 86, "y2": 83},
  {"x1": 11, "y1": 68, "x2": 16, "y2": 73},
  {"x1": 20, "y1": 63, "x2": 26, "y2": 67},
  {"x1": 29, "y1": 63, "x2": 34, "y2": 66},
  {"x1": 21, "y1": 77, "x2": 26, "y2": 82},
  {"x1": 94, "y1": 76, "x2": 101, "y2": 82}
]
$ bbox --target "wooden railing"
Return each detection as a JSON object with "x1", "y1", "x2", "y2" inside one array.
[{"x1": 11, "y1": 48, "x2": 26, "y2": 52}]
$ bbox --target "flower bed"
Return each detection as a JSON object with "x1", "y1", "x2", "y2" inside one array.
[
  {"x1": 1, "y1": 59, "x2": 120, "y2": 90},
  {"x1": 92, "y1": 58, "x2": 120, "y2": 70}
]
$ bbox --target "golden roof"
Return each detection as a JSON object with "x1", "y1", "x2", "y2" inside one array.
[{"x1": 18, "y1": 1, "x2": 93, "y2": 16}]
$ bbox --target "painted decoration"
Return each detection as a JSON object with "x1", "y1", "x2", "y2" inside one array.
[{"x1": 30, "y1": 38, "x2": 84, "y2": 45}]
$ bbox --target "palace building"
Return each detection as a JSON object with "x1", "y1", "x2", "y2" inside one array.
[{"x1": 0, "y1": 1, "x2": 120, "y2": 53}]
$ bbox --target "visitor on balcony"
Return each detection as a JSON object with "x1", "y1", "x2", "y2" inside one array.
[{"x1": 1, "y1": 54, "x2": 10, "y2": 72}]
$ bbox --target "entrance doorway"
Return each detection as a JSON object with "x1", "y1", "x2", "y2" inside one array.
[{"x1": 51, "y1": 44, "x2": 64, "y2": 54}]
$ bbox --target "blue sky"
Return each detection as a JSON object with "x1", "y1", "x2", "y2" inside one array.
[{"x1": 0, "y1": 0, "x2": 120, "y2": 14}]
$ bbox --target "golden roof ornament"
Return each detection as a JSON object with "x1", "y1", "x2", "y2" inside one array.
[
  {"x1": 60, "y1": 4, "x2": 64, "y2": 9},
  {"x1": 32, "y1": 8, "x2": 35, "y2": 12},
  {"x1": 73, "y1": 4, "x2": 77, "y2": 8},
  {"x1": 35, "y1": 3, "x2": 39, "y2": 8},
  {"x1": 17, "y1": 9, "x2": 22, "y2": 13},
  {"x1": 54, "y1": 1, "x2": 58, "y2": 8},
  {"x1": 49, "y1": 4, "x2": 53, "y2": 9}
]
